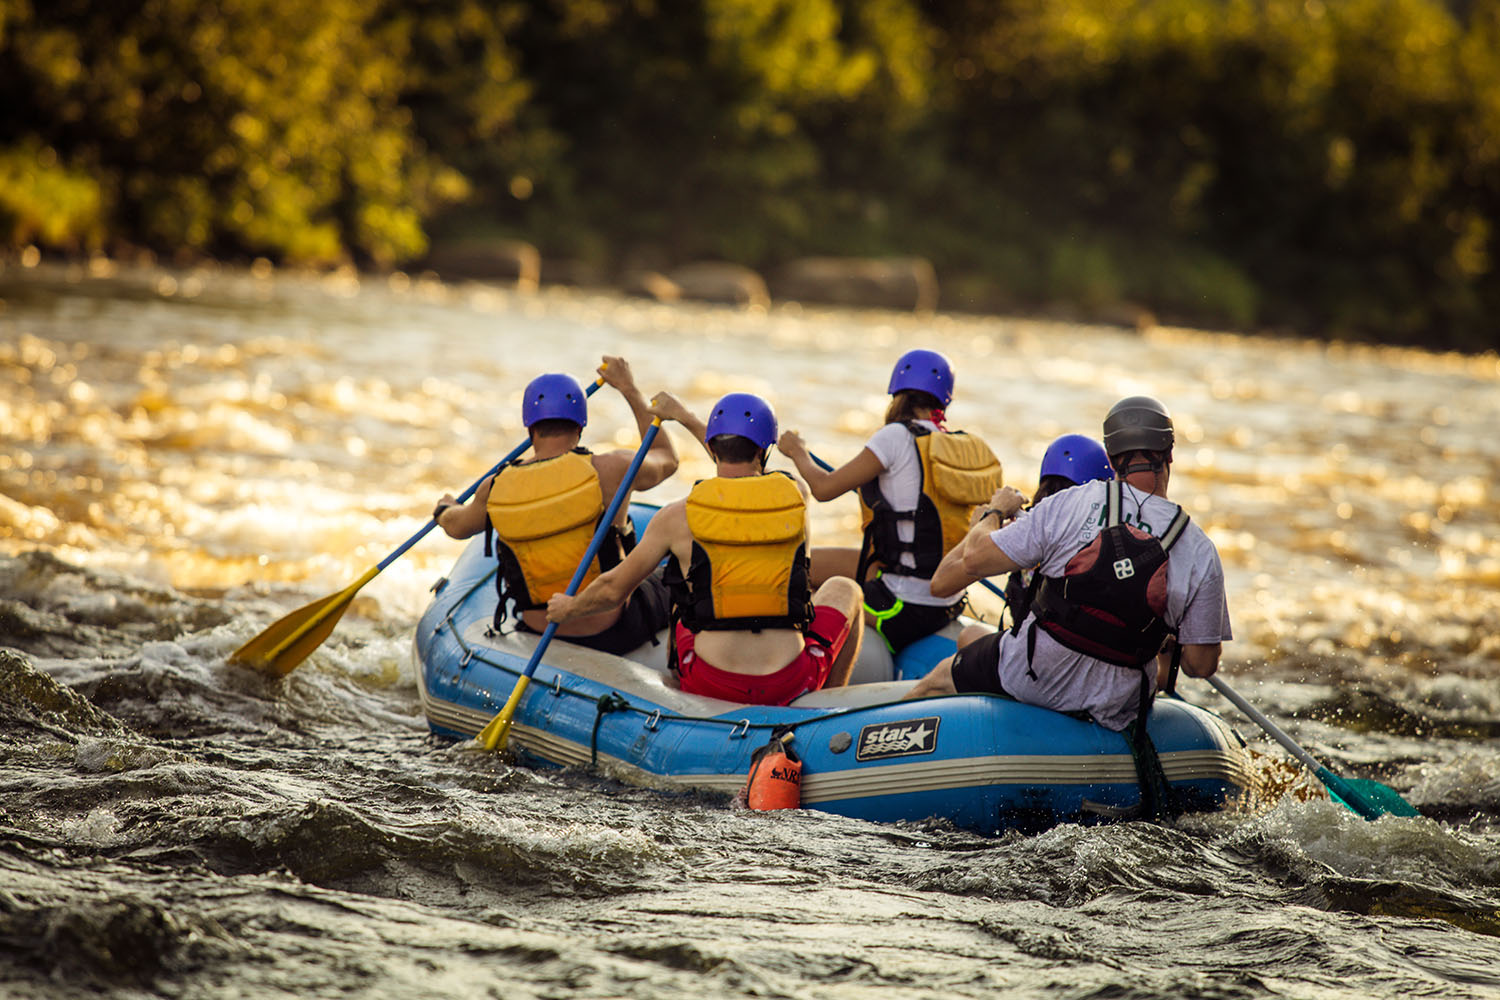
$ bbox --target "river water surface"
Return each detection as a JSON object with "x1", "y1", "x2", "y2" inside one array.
[{"x1": 2, "y1": 260, "x2": 1499, "y2": 998}]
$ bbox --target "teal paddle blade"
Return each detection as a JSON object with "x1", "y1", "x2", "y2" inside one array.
[{"x1": 1320, "y1": 769, "x2": 1421, "y2": 819}]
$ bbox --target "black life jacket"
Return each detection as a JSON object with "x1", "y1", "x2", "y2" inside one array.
[
  {"x1": 856, "y1": 423, "x2": 1003, "y2": 580},
  {"x1": 663, "y1": 472, "x2": 815, "y2": 634},
  {"x1": 1004, "y1": 568, "x2": 1038, "y2": 636},
  {"x1": 1029, "y1": 480, "x2": 1190, "y2": 668}
]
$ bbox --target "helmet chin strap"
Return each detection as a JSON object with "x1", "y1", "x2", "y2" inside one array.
[
  {"x1": 1115, "y1": 451, "x2": 1168, "y2": 491},
  {"x1": 1120, "y1": 459, "x2": 1163, "y2": 477}
]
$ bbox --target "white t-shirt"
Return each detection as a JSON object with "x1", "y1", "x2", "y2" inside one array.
[
  {"x1": 982, "y1": 479, "x2": 1233, "y2": 731},
  {"x1": 862, "y1": 420, "x2": 950, "y2": 606}
]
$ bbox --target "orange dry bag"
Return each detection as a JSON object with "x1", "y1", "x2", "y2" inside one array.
[{"x1": 745, "y1": 730, "x2": 802, "y2": 810}]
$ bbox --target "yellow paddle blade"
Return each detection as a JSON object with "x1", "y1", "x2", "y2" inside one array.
[
  {"x1": 229, "y1": 567, "x2": 379, "y2": 676},
  {"x1": 478, "y1": 676, "x2": 531, "y2": 751}
]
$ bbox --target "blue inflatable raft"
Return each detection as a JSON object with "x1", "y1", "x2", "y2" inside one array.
[{"x1": 412, "y1": 507, "x2": 1256, "y2": 834}]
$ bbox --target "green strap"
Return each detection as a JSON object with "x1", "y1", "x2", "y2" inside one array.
[{"x1": 862, "y1": 594, "x2": 905, "y2": 654}]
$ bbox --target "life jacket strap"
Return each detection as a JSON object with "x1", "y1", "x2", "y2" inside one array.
[{"x1": 1125, "y1": 671, "x2": 1180, "y2": 822}]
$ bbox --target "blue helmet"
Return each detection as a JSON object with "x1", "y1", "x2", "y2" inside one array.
[
  {"x1": 887, "y1": 349, "x2": 954, "y2": 407},
  {"x1": 705, "y1": 392, "x2": 778, "y2": 449},
  {"x1": 1040, "y1": 434, "x2": 1114, "y2": 485},
  {"x1": 522, "y1": 373, "x2": 588, "y2": 428}
]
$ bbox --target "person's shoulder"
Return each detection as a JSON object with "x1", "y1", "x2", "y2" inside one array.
[
  {"x1": 780, "y1": 470, "x2": 811, "y2": 499},
  {"x1": 866, "y1": 421, "x2": 912, "y2": 448},
  {"x1": 1038, "y1": 478, "x2": 1104, "y2": 514},
  {"x1": 591, "y1": 449, "x2": 629, "y2": 476},
  {"x1": 1166, "y1": 513, "x2": 1225, "y2": 572},
  {"x1": 1180, "y1": 518, "x2": 1223, "y2": 557},
  {"x1": 649, "y1": 497, "x2": 690, "y2": 529}
]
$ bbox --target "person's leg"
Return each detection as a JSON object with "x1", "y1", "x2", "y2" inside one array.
[
  {"x1": 905, "y1": 630, "x2": 1005, "y2": 700},
  {"x1": 956, "y1": 623, "x2": 991, "y2": 651},
  {"x1": 903, "y1": 655, "x2": 957, "y2": 699},
  {"x1": 812, "y1": 576, "x2": 863, "y2": 687},
  {"x1": 810, "y1": 546, "x2": 862, "y2": 588}
]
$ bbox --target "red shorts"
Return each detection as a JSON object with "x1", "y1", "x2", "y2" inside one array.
[{"x1": 674, "y1": 605, "x2": 853, "y2": 706}]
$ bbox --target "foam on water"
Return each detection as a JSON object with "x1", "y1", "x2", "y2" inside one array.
[{"x1": 2, "y1": 262, "x2": 1499, "y2": 999}]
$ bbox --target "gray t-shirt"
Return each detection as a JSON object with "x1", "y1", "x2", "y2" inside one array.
[{"x1": 982, "y1": 479, "x2": 1233, "y2": 730}]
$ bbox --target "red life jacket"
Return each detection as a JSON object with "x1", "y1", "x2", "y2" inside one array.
[{"x1": 1029, "y1": 480, "x2": 1190, "y2": 668}]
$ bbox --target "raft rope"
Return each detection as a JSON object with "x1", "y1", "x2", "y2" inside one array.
[
  {"x1": 590, "y1": 692, "x2": 630, "y2": 767},
  {"x1": 429, "y1": 568, "x2": 865, "y2": 752},
  {"x1": 429, "y1": 564, "x2": 1187, "y2": 819}
]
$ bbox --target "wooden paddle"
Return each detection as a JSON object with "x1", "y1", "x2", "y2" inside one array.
[
  {"x1": 1206, "y1": 675, "x2": 1420, "y2": 820},
  {"x1": 806, "y1": 450, "x2": 1010, "y2": 603},
  {"x1": 477, "y1": 418, "x2": 662, "y2": 751},
  {"x1": 229, "y1": 377, "x2": 605, "y2": 677}
]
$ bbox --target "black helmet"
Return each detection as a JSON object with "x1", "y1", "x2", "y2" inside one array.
[{"x1": 1102, "y1": 396, "x2": 1174, "y2": 457}]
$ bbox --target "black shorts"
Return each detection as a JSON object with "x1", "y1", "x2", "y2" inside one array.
[
  {"x1": 515, "y1": 572, "x2": 671, "y2": 656},
  {"x1": 948, "y1": 629, "x2": 1010, "y2": 697},
  {"x1": 861, "y1": 576, "x2": 962, "y2": 653}
]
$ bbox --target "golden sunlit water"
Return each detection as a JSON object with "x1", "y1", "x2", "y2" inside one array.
[{"x1": 2, "y1": 260, "x2": 1499, "y2": 999}]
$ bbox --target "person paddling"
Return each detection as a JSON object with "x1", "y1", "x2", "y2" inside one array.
[
  {"x1": 777, "y1": 349, "x2": 1003, "y2": 658},
  {"x1": 548, "y1": 392, "x2": 864, "y2": 705},
  {"x1": 433, "y1": 357, "x2": 678, "y2": 654},
  {"x1": 905, "y1": 396, "x2": 1232, "y2": 735},
  {"x1": 988, "y1": 433, "x2": 1116, "y2": 633}
]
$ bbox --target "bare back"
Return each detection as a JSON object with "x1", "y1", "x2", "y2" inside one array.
[{"x1": 657, "y1": 501, "x2": 807, "y2": 674}]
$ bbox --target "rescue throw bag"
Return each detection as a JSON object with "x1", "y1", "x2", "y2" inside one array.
[
  {"x1": 857, "y1": 424, "x2": 1003, "y2": 579},
  {"x1": 743, "y1": 729, "x2": 802, "y2": 811},
  {"x1": 1030, "y1": 480, "x2": 1190, "y2": 667}
]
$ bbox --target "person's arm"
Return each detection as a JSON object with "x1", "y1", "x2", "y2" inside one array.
[
  {"x1": 930, "y1": 488, "x2": 1027, "y2": 596},
  {"x1": 1179, "y1": 642, "x2": 1221, "y2": 678},
  {"x1": 433, "y1": 475, "x2": 494, "y2": 539},
  {"x1": 957, "y1": 486, "x2": 1028, "y2": 578},
  {"x1": 547, "y1": 505, "x2": 676, "y2": 622},
  {"x1": 599, "y1": 355, "x2": 677, "y2": 489},
  {"x1": 648, "y1": 391, "x2": 714, "y2": 459},
  {"x1": 928, "y1": 539, "x2": 978, "y2": 598},
  {"x1": 777, "y1": 431, "x2": 885, "y2": 502}
]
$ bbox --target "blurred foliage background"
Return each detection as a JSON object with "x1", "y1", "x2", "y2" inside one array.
[{"x1": 3, "y1": 0, "x2": 1500, "y2": 348}]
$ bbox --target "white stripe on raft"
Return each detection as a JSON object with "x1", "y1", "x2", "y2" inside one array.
[{"x1": 416, "y1": 654, "x2": 1257, "y2": 803}]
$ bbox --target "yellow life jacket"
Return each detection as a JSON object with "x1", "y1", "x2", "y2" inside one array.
[
  {"x1": 486, "y1": 450, "x2": 623, "y2": 610},
  {"x1": 667, "y1": 472, "x2": 814, "y2": 632},
  {"x1": 857, "y1": 423, "x2": 1003, "y2": 579}
]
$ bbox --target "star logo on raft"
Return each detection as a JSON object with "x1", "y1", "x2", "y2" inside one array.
[{"x1": 855, "y1": 717, "x2": 941, "y2": 761}]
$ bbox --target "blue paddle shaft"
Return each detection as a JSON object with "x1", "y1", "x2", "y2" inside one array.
[{"x1": 377, "y1": 378, "x2": 605, "y2": 572}]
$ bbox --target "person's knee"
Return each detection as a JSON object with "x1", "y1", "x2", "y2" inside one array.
[
  {"x1": 814, "y1": 576, "x2": 863, "y2": 619},
  {"x1": 956, "y1": 624, "x2": 992, "y2": 651}
]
